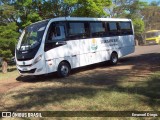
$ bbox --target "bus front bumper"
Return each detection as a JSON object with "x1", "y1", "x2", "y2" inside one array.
[{"x1": 16, "y1": 59, "x2": 46, "y2": 76}]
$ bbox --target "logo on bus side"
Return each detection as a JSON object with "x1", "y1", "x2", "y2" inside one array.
[
  {"x1": 91, "y1": 39, "x2": 98, "y2": 50},
  {"x1": 101, "y1": 38, "x2": 118, "y2": 46},
  {"x1": 101, "y1": 39, "x2": 118, "y2": 44}
]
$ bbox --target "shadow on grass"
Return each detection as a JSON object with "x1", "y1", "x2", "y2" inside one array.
[
  {"x1": 5, "y1": 72, "x2": 160, "y2": 111},
  {"x1": 16, "y1": 61, "x2": 113, "y2": 83},
  {"x1": 8, "y1": 53, "x2": 160, "y2": 111}
]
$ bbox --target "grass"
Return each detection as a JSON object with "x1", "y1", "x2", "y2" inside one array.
[
  {"x1": 0, "y1": 66, "x2": 19, "y2": 81},
  {"x1": 0, "y1": 62, "x2": 160, "y2": 119},
  {"x1": 1, "y1": 71, "x2": 160, "y2": 111}
]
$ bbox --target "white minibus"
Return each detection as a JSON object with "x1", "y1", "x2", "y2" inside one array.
[{"x1": 16, "y1": 17, "x2": 135, "y2": 77}]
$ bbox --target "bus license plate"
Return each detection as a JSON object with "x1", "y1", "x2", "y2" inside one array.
[{"x1": 22, "y1": 68, "x2": 28, "y2": 71}]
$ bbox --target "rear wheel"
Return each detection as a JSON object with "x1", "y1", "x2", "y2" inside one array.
[
  {"x1": 57, "y1": 62, "x2": 71, "y2": 77},
  {"x1": 110, "y1": 52, "x2": 118, "y2": 65}
]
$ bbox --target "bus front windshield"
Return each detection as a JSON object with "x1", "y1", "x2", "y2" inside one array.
[
  {"x1": 17, "y1": 20, "x2": 48, "y2": 51},
  {"x1": 146, "y1": 31, "x2": 160, "y2": 38}
]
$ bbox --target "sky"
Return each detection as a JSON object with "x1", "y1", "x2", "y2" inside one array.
[{"x1": 141, "y1": 0, "x2": 160, "y2": 3}]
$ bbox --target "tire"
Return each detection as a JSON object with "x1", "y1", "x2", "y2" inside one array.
[
  {"x1": 110, "y1": 52, "x2": 118, "y2": 65},
  {"x1": 57, "y1": 62, "x2": 71, "y2": 77}
]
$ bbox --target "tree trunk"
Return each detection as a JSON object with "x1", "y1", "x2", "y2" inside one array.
[{"x1": 2, "y1": 60, "x2": 8, "y2": 73}]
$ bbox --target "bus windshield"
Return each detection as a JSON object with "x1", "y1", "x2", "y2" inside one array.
[
  {"x1": 146, "y1": 31, "x2": 160, "y2": 38},
  {"x1": 17, "y1": 20, "x2": 48, "y2": 51}
]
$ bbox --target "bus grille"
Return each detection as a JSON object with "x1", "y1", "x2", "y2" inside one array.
[
  {"x1": 19, "y1": 68, "x2": 36, "y2": 74},
  {"x1": 18, "y1": 64, "x2": 32, "y2": 67}
]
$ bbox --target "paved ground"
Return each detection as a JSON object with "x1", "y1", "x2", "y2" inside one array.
[
  {"x1": 129, "y1": 45, "x2": 160, "y2": 56},
  {"x1": 0, "y1": 45, "x2": 160, "y2": 94}
]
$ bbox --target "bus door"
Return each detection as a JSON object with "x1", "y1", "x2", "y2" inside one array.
[{"x1": 44, "y1": 22, "x2": 68, "y2": 73}]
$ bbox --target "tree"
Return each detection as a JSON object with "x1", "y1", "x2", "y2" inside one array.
[
  {"x1": 0, "y1": 22, "x2": 19, "y2": 59},
  {"x1": 14, "y1": 0, "x2": 42, "y2": 29},
  {"x1": 0, "y1": 3, "x2": 18, "y2": 25},
  {"x1": 141, "y1": 4, "x2": 160, "y2": 31},
  {"x1": 0, "y1": 2, "x2": 19, "y2": 59},
  {"x1": 106, "y1": 0, "x2": 147, "y2": 44},
  {"x1": 64, "y1": 0, "x2": 112, "y2": 17},
  {"x1": 133, "y1": 18, "x2": 145, "y2": 44},
  {"x1": 150, "y1": 1, "x2": 160, "y2": 6},
  {"x1": 106, "y1": 0, "x2": 131, "y2": 18}
]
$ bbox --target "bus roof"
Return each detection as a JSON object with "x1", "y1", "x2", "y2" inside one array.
[
  {"x1": 49, "y1": 17, "x2": 132, "y2": 22},
  {"x1": 146, "y1": 30, "x2": 160, "y2": 33}
]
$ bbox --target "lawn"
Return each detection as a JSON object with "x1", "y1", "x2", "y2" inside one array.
[
  {"x1": 0, "y1": 65, "x2": 19, "y2": 81},
  {"x1": 0, "y1": 71, "x2": 160, "y2": 108},
  {"x1": 0, "y1": 66, "x2": 159, "y2": 119}
]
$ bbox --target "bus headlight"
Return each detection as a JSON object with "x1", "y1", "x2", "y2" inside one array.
[{"x1": 32, "y1": 54, "x2": 42, "y2": 66}]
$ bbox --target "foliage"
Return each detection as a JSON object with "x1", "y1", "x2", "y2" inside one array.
[
  {"x1": 0, "y1": 0, "x2": 160, "y2": 57},
  {"x1": 141, "y1": 5, "x2": 160, "y2": 31},
  {"x1": 0, "y1": 22, "x2": 19, "y2": 58},
  {"x1": 64, "y1": 0, "x2": 112, "y2": 17},
  {"x1": 133, "y1": 18, "x2": 145, "y2": 35},
  {"x1": 0, "y1": 4, "x2": 17, "y2": 24},
  {"x1": 14, "y1": 0, "x2": 42, "y2": 29},
  {"x1": 106, "y1": 0, "x2": 147, "y2": 43}
]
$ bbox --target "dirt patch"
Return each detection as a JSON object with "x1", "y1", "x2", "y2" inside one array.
[{"x1": 0, "y1": 81, "x2": 24, "y2": 93}]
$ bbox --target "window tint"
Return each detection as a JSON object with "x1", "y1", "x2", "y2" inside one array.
[
  {"x1": 46, "y1": 23, "x2": 66, "y2": 42},
  {"x1": 107, "y1": 22, "x2": 119, "y2": 36},
  {"x1": 68, "y1": 22, "x2": 89, "y2": 39},
  {"x1": 69, "y1": 23, "x2": 85, "y2": 35},
  {"x1": 119, "y1": 22, "x2": 131, "y2": 30},
  {"x1": 90, "y1": 22, "x2": 105, "y2": 37},
  {"x1": 109, "y1": 22, "x2": 117, "y2": 31},
  {"x1": 56, "y1": 27, "x2": 61, "y2": 36},
  {"x1": 119, "y1": 22, "x2": 133, "y2": 35}
]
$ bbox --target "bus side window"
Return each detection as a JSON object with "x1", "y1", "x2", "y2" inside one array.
[
  {"x1": 55, "y1": 27, "x2": 60, "y2": 36},
  {"x1": 68, "y1": 22, "x2": 86, "y2": 40},
  {"x1": 90, "y1": 22, "x2": 106, "y2": 38},
  {"x1": 108, "y1": 22, "x2": 119, "y2": 36},
  {"x1": 119, "y1": 22, "x2": 133, "y2": 35},
  {"x1": 46, "y1": 24, "x2": 54, "y2": 41},
  {"x1": 52, "y1": 26, "x2": 66, "y2": 41}
]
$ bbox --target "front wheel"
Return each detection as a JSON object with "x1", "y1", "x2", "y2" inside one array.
[
  {"x1": 57, "y1": 62, "x2": 71, "y2": 77},
  {"x1": 110, "y1": 52, "x2": 118, "y2": 65}
]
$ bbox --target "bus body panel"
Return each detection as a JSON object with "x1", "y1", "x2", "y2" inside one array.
[
  {"x1": 16, "y1": 17, "x2": 135, "y2": 76},
  {"x1": 44, "y1": 40, "x2": 80, "y2": 73}
]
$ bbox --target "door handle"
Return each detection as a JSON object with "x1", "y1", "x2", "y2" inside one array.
[{"x1": 56, "y1": 41, "x2": 67, "y2": 45}]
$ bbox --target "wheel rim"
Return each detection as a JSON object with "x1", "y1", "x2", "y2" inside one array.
[
  {"x1": 112, "y1": 55, "x2": 117, "y2": 63},
  {"x1": 61, "y1": 65, "x2": 69, "y2": 76}
]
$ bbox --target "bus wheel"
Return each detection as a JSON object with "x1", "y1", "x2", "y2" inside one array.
[
  {"x1": 57, "y1": 62, "x2": 71, "y2": 77},
  {"x1": 110, "y1": 52, "x2": 118, "y2": 65}
]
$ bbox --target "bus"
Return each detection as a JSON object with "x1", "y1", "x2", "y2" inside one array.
[
  {"x1": 15, "y1": 17, "x2": 135, "y2": 77},
  {"x1": 145, "y1": 30, "x2": 160, "y2": 45}
]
